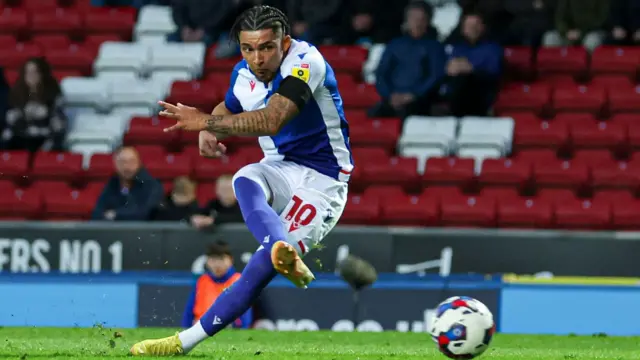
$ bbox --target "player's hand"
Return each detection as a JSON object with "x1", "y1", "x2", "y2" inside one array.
[
  {"x1": 199, "y1": 130, "x2": 227, "y2": 158},
  {"x1": 160, "y1": 101, "x2": 208, "y2": 132}
]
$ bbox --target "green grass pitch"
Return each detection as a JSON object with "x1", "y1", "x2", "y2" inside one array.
[{"x1": 1, "y1": 327, "x2": 639, "y2": 359}]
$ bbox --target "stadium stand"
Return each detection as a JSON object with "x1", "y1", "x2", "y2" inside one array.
[{"x1": 2, "y1": 0, "x2": 640, "y2": 230}]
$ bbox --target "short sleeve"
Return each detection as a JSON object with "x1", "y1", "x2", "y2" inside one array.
[
  {"x1": 224, "y1": 67, "x2": 243, "y2": 114},
  {"x1": 283, "y1": 51, "x2": 326, "y2": 94}
]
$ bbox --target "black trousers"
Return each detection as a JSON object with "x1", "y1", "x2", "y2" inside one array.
[{"x1": 446, "y1": 74, "x2": 496, "y2": 117}]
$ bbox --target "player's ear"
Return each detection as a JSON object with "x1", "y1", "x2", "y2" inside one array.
[{"x1": 282, "y1": 34, "x2": 292, "y2": 52}]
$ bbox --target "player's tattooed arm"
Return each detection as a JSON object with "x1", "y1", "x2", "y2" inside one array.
[
  {"x1": 207, "y1": 101, "x2": 234, "y2": 140},
  {"x1": 204, "y1": 94, "x2": 300, "y2": 136}
]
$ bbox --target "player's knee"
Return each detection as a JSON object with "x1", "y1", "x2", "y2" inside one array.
[{"x1": 233, "y1": 165, "x2": 270, "y2": 201}]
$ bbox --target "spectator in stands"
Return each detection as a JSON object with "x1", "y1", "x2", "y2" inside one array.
[
  {"x1": 1, "y1": 58, "x2": 67, "y2": 153},
  {"x1": 442, "y1": 12, "x2": 502, "y2": 117},
  {"x1": 351, "y1": 0, "x2": 435, "y2": 44},
  {"x1": 287, "y1": 0, "x2": 352, "y2": 45},
  {"x1": 605, "y1": 0, "x2": 640, "y2": 45},
  {"x1": 456, "y1": 0, "x2": 513, "y2": 43},
  {"x1": 503, "y1": 0, "x2": 555, "y2": 47},
  {"x1": 542, "y1": 0, "x2": 610, "y2": 52},
  {"x1": 182, "y1": 240, "x2": 252, "y2": 328},
  {"x1": 368, "y1": 1, "x2": 445, "y2": 119},
  {"x1": 168, "y1": 0, "x2": 241, "y2": 58},
  {"x1": 153, "y1": 176, "x2": 200, "y2": 222},
  {"x1": 91, "y1": 146, "x2": 164, "y2": 221},
  {"x1": 191, "y1": 175, "x2": 243, "y2": 229}
]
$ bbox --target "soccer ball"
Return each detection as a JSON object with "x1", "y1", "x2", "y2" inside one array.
[{"x1": 429, "y1": 296, "x2": 495, "y2": 359}]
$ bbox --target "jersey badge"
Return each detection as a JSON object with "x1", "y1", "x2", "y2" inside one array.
[{"x1": 291, "y1": 64, "x2": 310, "y2": 83}]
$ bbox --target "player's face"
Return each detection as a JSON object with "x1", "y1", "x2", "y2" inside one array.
[{"x1": 239, "y1": 29, "x2": 291, "y2": 83}]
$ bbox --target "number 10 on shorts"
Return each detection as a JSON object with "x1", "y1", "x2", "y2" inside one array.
[{"x1": 285, "y1": 195, "x2": 317, "y2": 233}]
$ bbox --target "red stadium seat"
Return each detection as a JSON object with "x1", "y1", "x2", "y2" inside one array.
[
  {"x1": 53, "y1": 69, "x2": 82, "y2": 82},
  {"x1": 341, "y1": 83, "x2": 379, "y2": 109},
  {"x1": 537, "y1": 74, "x2": 576, "y2": 87},
  {"x1": 124, "y1": 116, "x2": 178, "y2": 147},
  {"x1": 479, "y1": 187, "x2": 520, "y2": 201},
  {"x1": 422, "y1": 185, "x2": 464, "y2": 200},
  {"x1": 0, "y1": 150, "x2": 30, "y2": 181},
  {"x1": 612, "y1": 199, "x2": 640, "y2": 229},
  {"x1": 349, "y1": 118, "x2": 401, "y2": 151},
  {"x1": 0, "y1": 186, "x2": 42, "y2": 219},
  {"x1": 43, "y1": 187, "x2": 94, "y2": 220},
  {"x1": 608, "y1": 84, "x2": 640, "y2": 114},
  {"x1": 343, "y1": 110, "x2": 369, "y2": 124},
  {"x1": 363, "y1": 185, "x2": 406, "y2": 202},
  {"x1": 342, "y1": 194, "x2": 381, "y2": 225},
  {"x1": 593, "y1": 189, "x2": 635, "y2": 205},
  {"x1": 360, "y1": 156, "x2": 420, "y2": 190},
  {"x1": 533, "y1": 159, "x2": 589, "y2": 188},
  {"x1": 144, "y1": 152, "x2": 192, "y2": 181},
  {"x1": 503, "y1": 46, "x2": 533, "y2": 77},
  {"x1": 536, "y1": 46, "x2": 588, "y2": 75},
  {"x1": 590, "y1": 46, "x2": 640, "y2": 76},
  {"x1": 0, "y1": 8, "x2": 28, "y2": 34},
  {"x1": 31, "y1": 34, "x2": 70, "y2": 49},
  {"x1": 536, "y1": 188, "x2": 576, "y2": 203},
  {"x1": 513, "y1": 118, "x2": 568, "y2": 150},
  {"x1": 135, "y1": 145, "x2": 166, "y2": 163},
  {"x1": 31, "y1": 8, "x2": 82, "y2": 34},
  {"x1": 380, "y1": 194, "x2": 438, "y2": 226},
  {"x1": 196, "y1": 182, "x2": 216, "y2": 206},
  {"x1": 497, "y1": 196, "x2": 552, "y2": 229},
  {"x1": 569, "y1": 120, "x2": 627, "y2": 150},
  {"x1": 0, "y1": 35, "x2": 16, "y2": 48},
  {"x1": 85, "y1": 153, "x2": 114, "y2": 181},
  {"x1": 318, "y1": 45, "x2": 368, "y2": 74},
  {"x1": 0, "y1": 43, "x2": 43, "y2": 69},
  {"x1": 552, "y1": 84, "x2": 606, "y2": 114},
  {"x1": 84, "y1": 33, "x2": 121, "y2": 47},
  {"x1": 44, "y1": 44, "x2": 96, "y2": 74},
  {"x1": 83, "y1": 7, "x2": 137, "y2": 38},
  {"x1": 192, "y1": 154, "x2": 247, "y2": 182},
  {"x1": 514, "y1": 149, "x2": 558, "y2": 165},
  {"x1": 626, "y1": 121, "x2": 640, "y2": 149},
  {"x1": 30, "y1": 180, "x2": 72, "y2": 194},
  {"x1": 440, "y1": 194, "x2": 497, "y2": 228},
  {"x1": 554, "y1": 198, "x2": 611, "y2": 230},
  {"x1": 572, "y1": 149, "x2": 615, "y2": 165},
  {"x1": 31, "y1": 151, "x2": 83, "y2": 182},
  {"x1": 478, "y1": 157, "x2": 532, "y2": 187},
  {"x1": 423, "y1": 157, "x2": 475, "y2": 188},
  {"x1": 21, "y1": 0, "x2": 59, "y2": 11},
  {"x1": 494, "y1": 83, "x2": 551, "y2": 114},
  {"x1": 591, "y1": 159, "x2": 640, "y2": 191},
  {"x1": 166, "y1": 80, "x2": 221, "y2": 112},
  {"x1": 590, "y1": 74, "x2": 634, "y2": 89}
]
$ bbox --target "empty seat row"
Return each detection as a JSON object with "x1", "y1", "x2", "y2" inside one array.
[
  {"x1": 343, "y1": 187, "x2": 640, "y2": 230},
  {"x1": 505, "y1": 46, "x2": 640, "y2": 76}
]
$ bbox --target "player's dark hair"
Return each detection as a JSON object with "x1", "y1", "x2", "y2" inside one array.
[
  {"x1": 230, "y1": 5, "x2": 290, "y2": 43},
  {"x1": 206, "y1": 240, "x2": 232, "y2": 258}
]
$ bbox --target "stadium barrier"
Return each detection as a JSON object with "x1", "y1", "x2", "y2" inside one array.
[
  {"x1": 2, "y1": 272, "x2": 640, "y2": 336},
  {"x1": 0, "y1": 221, "x2": 639, "y2": 276}
]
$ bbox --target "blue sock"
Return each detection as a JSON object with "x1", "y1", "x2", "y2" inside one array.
[
  {"x1": 233, "y1": 176, "x2": 288, "y2": 251},
  {"x1": 199, "y1": 249, "x2": 277, "y2": 336}
]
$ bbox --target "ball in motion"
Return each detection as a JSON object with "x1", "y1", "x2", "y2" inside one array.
[{"x1": 429, "y1": 296, "x2": 495, "y2": 359}]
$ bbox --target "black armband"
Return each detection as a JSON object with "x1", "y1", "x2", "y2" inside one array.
[{"x1": 275, "y1": 75, "x2": 313, "y2": 111}]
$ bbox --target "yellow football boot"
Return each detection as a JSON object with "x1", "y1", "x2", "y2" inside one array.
[
  {"x1": 270, "y1": 240, "x2": 315, "y2": 289},
  {"x1": 130, "y1": 332, "x2": 184, "y2": 356}
]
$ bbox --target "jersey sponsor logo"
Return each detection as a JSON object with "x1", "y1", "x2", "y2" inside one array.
[
  {"x1": 249, "y1": 80, "x2": 256, "y2": 91},
  {"x1": 291, "y1": 64, "x2": 310, "y2": 83}
]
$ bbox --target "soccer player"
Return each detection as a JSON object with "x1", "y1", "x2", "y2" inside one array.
[{"x1": 130, "y1": 5, "x2": 353, "y2": 356}]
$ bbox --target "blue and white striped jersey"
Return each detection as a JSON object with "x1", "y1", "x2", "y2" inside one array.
[{"x1": 224, "y1": 39, "x2": 354, "y2": 182}]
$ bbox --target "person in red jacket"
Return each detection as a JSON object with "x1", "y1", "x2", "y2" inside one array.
[{"x1": 182, "y1": 241, "x2": 252, "y2": 328}]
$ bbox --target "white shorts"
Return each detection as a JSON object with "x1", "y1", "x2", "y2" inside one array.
[{"x1": 232, "y1": 160, "x2": 348, "y2": 257}]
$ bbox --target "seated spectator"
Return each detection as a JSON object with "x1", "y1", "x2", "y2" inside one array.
[
  {"x1": 91, "y1": 146, "x2": 164, "y2": 221},
  {"x1": 442, "y1": 12, "x2": 502, "y2": 117},
  {"x1": 457, "y1": 0, "x2": 514, "y2": 43},
  {"x1": 503, "y1": 0, "x2": 554, "y2": 47},
  {"x1": 168, "y1": 0, "x2": 241, "y2": 58},
  {"x1": 542, "y1": 0, "x2": 609, "y2": 52},
  {"x1": 605, "y1": 0, "x2": 640, "y2": 46},
  {"x1": 1, "y1": 58, "x2": 67, "y2": 153},
  {"x1": 191, "y1": 175, "x2": 243, "y2": 229},
  {"x1": 368, "y1": 1, "x2": 445, "y2": 119},
  {"x1": 153, "y1": 176, "x2": 200, "y2": 222},
  {"x1": 182, "y1": 240, "x2": 252, "y2": 328},
  {"x1": 287, "y1": 0, "x2": 352, "y2": 45}
]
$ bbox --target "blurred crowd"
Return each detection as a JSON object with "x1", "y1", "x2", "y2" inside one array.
[{"x1": 1, "y1": 0, "x2": 638, "y2": 228}]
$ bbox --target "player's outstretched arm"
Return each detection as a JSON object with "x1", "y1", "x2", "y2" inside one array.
[
  {"x1": 161, "y1": 76, "x2": 312, "y2": 137},
  {"x1": 208, "y1": 101, "x2": 234, "y2": 140}
]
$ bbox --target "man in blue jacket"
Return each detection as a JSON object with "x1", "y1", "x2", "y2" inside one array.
[
  {"x1": 91, "y1": 146, "x2": 164, "y2": 221},
  {"x1": 443, "y1": 11, "x2": 503, "y2": 117},
  {"x1": 370, "y1": 1, "x2": 445, "y2": 119}
]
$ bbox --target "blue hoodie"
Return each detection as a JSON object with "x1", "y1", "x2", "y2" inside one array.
[{"x1": 375, "y1": 35, "x2": 446, "y2": 99}]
